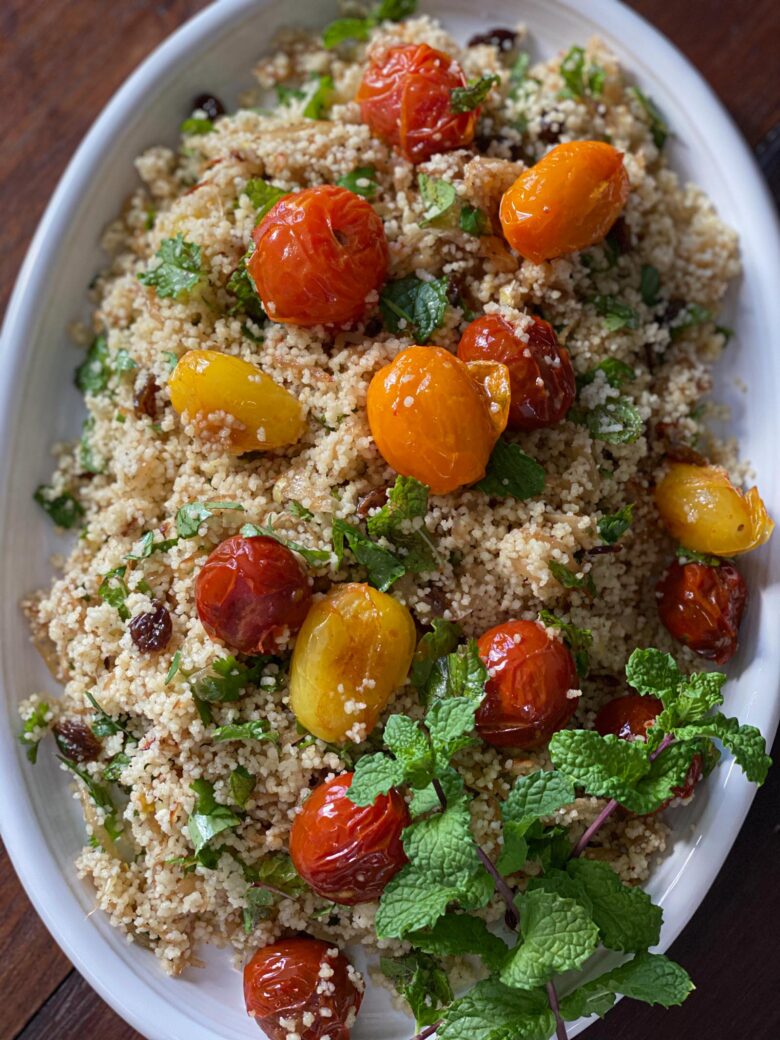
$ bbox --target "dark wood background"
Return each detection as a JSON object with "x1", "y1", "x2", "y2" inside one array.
[{"x1": 1, "y1": 2, "x2": 779, "y2": 1038}]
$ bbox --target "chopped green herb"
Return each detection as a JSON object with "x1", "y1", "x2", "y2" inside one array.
[
  {"x1": 18, "y1": 702, "x2": 50, "y2": 763},
  {"x1": 79, "y1": 418, "x2": 104, "y2": 474},
  {"x1": 165, "y1": 651, "x2": 182, "y2": 684},
  {"x1": 670, "y1": 302, "x2": 713, "y2": 340},
  {"x1": 103, "y1": 752, "x2": 131, "y2": 783},
  {"x1": 242, "y1": 886, "x2": 275, "y2": 931},
  {"x1": 598, "y1": 503, "x2": 634, "y2": 544},
  {"x1": 675, "y1": 545, "x2": 722, "y2": 567},
  {"x1": 287, "y1": 500, "x2": 314, "y2": 521},
  {"x1": 34, "y1": 486, "x2": 84, "y2": 529},
  {"x1": 509, "y1": 52, "x2": 531, "y2": 90},
  {"x1": 380, "y1": 951, "x2": 453, "y2": 1028},
  {"x1": 230, "y1": 765, "x2": 256, "y2": 808},
  {"x1": 61, "y1": 758, "x2": 122, "y2": 838},
  {"x1": 459, "y1": 204, "x2": 489, "y2": 236},
  {"x1": 180, "y1": 117, "x2": 214, "y2": 135},
  {"x1": 549, "y1": 560, "x2": 596, "y2": 596},
  {"x1": 336, "y1": 165, "x2": 379, "y2": 198},
  {"x1": 97, "y1": 566, "x2": 130, "y2": 621},
  {"x1": 410, "y1": 619, "x2": 463, "y2": 694},
  {"x1": 366, "y1": 475, "x2": 438, "y2": 573},
  {"x1": 176, "y1": 500, "x2": 244, "y2": 538},
  {"x1": 538, "y1": 610, "x2": 592, "y2": 677},
  {"x1": 331, "y1": 518, "x2": 405, "y2": 591},
  {"x1": 574, "y1": 397, "x2": 644, "y2": 445},
  {"x1": 242, "y1": 179, "x2": 287, "y2": 218},
  {"x1": 277, "y1": 74, "x2": 334, "y2": 119},
  {"x1": 418, "y1": 174, "x2": 458, "y2": 227},
  {"x1": 85, "y1": 691, "x2": 131, "y2": 739},
  {"x1": 591, "y1": 294, "x2": 639, "y2": 331},
  {"x1": 380, "y1": 275, "x2": 449, "y2": 343},
  {"x1": 577, "y1": 358, "x2": 637, "y2": 391},
  {"x1": 451, "y1": 75, "x2": 500, "y2": 113},
  {"x1": 476, "y1": 439, "x2": 546, "y2": 500},
  {"x1": 138, "y1": 235, "x2": 202, "y2": 300},
  {"x1": 191, "y1": 655, "x2": 271, "y2": 705},
  {"x1": 226, "y1": 252, "x2": 266, "y2": 324},
  {"x1": 187, "y1": 779, "x2": 241, "y2": 855},
  {"x1": 240, "y1": 521, "x2": 331, "y2": 567},
  {"x1": 640, "y1": 263, "x2": 661, "y2": 306},
  {"x1": 162, "y1": 350, "x2": 179, "y2": 371},
  {"x1": 75, "y1": 334, "x2": 111, "y2": 394},
  {"x1": 629, "y1": 85, "x2": 669, "y2": 149},
  {"x1": 322, "y1": 1, "x2": 417, "y2": 48},
  {"x1": 560, "y1": 45, "x2": 605, "y2": 99},
  {"x1": 212, "y1": 719, "x2": 279, "y2": 744}
]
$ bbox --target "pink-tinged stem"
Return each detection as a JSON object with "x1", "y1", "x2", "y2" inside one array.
[
  {"x1": 411, "y1": 1024, "x2": 440, "y2": 1040},
  {"x1": 546, "y1": 980, "x2": 569, "y2": 1040}
]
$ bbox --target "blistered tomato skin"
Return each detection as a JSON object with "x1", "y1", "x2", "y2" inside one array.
[
  {"x1": 290, "y1": 773, "x2": 409, "y2": 904},
  {"x1": 356, "y1": 43, "x2": 478, "y2": 162},
  {"x1": 475, "y1": 620, "x2": 578, "y2": 749},
  {"x1": 457, "y1": 314, "x2": 576, "y2": 431},
  {"x1": 595, "y1": 694, "x2": 702, "y2": 804},
  {"x1": 366, "y1": 346, "x2": 510, "y2": 495},
  {"x1": 656, "y1": 560, "x2": 748, "y2": 664},
  {"x1": 168, "y1": 349, "x2": 304, "y2": 453},
  {"x1": 289, "y1": 583, "x2": 416, "y2": 743},
  {"x1": 196, "y1": 535, "x2": 312, "y2": 653},
  {"x1": 654, "y1": 462, "x2": 775, "y2": 557},
  {"x1": 244, "y1": 938, "x2": 362, "y2": 1040},
  {"x1": 249, "y1": 185, "x2": 388, "y2": 326},
  {"x1": 499, "y1": 141, "x2": 630, "y2": 264}
]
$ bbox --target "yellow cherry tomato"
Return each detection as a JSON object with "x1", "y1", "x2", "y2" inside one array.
[
  {"x1": 655, "y1": 462, "x2": 774, "y2": 557},
  {"x1": 168, "y1": 349, "x2": 304, "y2": 453},
  {"x1": 289, "y1": 583, "x2": 416, "y2": 743}
]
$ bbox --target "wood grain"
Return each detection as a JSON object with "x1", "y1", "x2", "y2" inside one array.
[{"x1": 1, "y1": 2, "x2": 779, "y2": 1039}]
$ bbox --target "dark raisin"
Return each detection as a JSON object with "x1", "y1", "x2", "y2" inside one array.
[
  {"x1": 133, "y1": 373, "x2": 160, "y2": 420},
  {"x1": 446, "y1": 275, "x2": 466, "y2": 307},
  {"x1": 655, "y1": 421, "x2": 708, "y2": 466},
  {"x1": 468, "y1": 28, "x2": 517, "y2": 52},
  {"x1": 54, "y1": 720, "x2": 101, "y2": 762},
  {"x1": 364, "y1": 316, "x2": 383, "y2": 337},
  {"x1": 193, "y1": 93, "x2": 225, "y2": 120},
  {"x1": 537, "y1": 114, "x2": 563, "y2": 145},
  {"x1": 356, "y1": 487, "x2": 389, "y2": 519},
  {"x1": 608, "y1": 216, "x2": 633, "y2": 253},
  {"x1": 583, "y1": 544, "x2": 625, "y2": 557},
  {"x1": 129, "y1": 604, "x2": 172, "y2": 653},
  {"x1": 661, "y1": 298, "x2": 686, "y2": 325}
]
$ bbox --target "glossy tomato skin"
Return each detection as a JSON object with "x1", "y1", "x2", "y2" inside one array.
[
  {"x1": 366, "y1": 346, "x2": 510, "y2": 494},
  {"x1": 244, "y1": 938, "x2": 362, "y2": 1040},
  {"x1": 196, "y1": 535, "x2": 311, "y2": 653},
  {"x1": 656, "y1": 560, "x2": 748, "y2": 665},
  {"x1": 499, "y1": 141, "x2": 629, "y2": 264},
  {"x1": 249, "y1": 185, "x2": 388, "y2": 326},
  {"x1": 475, "y1": 620, "x2": 578, "y2": 749},
  {"x1": 594, "y1": 694, "x2": 702, "y2": 803},
  {"x1": 290, "y1": 773, "x2": 409, "y2": 904},
  {"x1": 457, "y1": 314, "x2": 576, "y2": 431},
  {"x1": 357, "y1": 43, "x2": 478, "y2": 162}
]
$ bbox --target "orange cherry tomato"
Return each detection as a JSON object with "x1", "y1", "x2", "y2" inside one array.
[
  {"x1": 196, "y1": 535, "x2": 312, "y2": 653},
  {"x1": 475, "y1": 620, "x2": 578, "y2": 749},
  {"x1": 366, "y1": 345, "x2": 510, "y2": 494},
  {"x1": 499, "y1": 141, "x2": 629, "y2": 264},
  {"x1": 290, "y1": 773, "x2": 408, "y2": 904},
  {"x1": 594, "y1": 694, "x2": 702, "y2": 804},
  {"x1": 457, "y1": 314, "x2": 576, "y2": 431},
  {"x1": 244, "y1": 938, "x2": 362, "y2": 1040},
  {"x1": 356, "y1": 43, "x2": 478, "y2": 163},
  {"x1": 656, "y1": 560, "x2": 747, "y2": 665},
  {"x1": 249, "y1": 185, "x2": 388, "y2": 326}
]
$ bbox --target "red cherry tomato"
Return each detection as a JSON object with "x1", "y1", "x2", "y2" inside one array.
[
  {"x1": 244, "y1": 938, "x2": 362, "y2": 1040},
  {"x1": 475, "y1": 620, "x2": 578, "y2": 749},
  {"x1": 457, "y1": 314, "x2": 576, "y2": 431},
  {"x1": 196, "y1": 535, "x2": 311, "y2": 653},
  {"x1": 356, "y1": 43, "x2": 478, "y2": 163},
  {"x1": 290, "y1": 773, "x2": 409, "y2": 904},
  {"x1": 249, "y1": 185, "x2": 388, "y2": 326},
  {"x1": 656, "y1": 560, "x2": 748, "y2": 664},
  {"x1": 594, "y1": 694, "x2": 702, "y2": 803}
]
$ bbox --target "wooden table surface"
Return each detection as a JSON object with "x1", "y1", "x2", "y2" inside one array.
[{"x1": 1, "y1": 2, "x2": 779, "y2": 1038}]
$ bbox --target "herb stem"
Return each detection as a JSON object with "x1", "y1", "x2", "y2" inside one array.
[
  {"x1": 546, "y1": 980, "x2": 569, "y2": 1040},
  {"x1": 432, "y1": 777, "x2": 448, "y2": 810},
  {"x1": 411, "y1": 1024, "x2": 441, "y2": 1040}
]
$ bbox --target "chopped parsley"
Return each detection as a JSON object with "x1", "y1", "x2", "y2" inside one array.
[
  {"x1": 187, "y1": 779, "x2": 241, "y2": 855},
  {"x1": 138, "y1": 235, "x2": 202, "y2": 299},
  {"x1": 451, "y1": 75, "x2": 500, "y2": 113},
  {"x1": 591, "y1": 294, "x2": 639, "y2": 332}
]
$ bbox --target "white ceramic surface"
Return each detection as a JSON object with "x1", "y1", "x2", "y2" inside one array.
[{"x1": 1, "y1": 1, "x2": 779, "y2": 1038}]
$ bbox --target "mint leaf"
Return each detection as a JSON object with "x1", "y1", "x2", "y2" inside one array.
[
  {"x1": 410, "y1": 766, "x2": 465, "y2": 816},
  {"x1": 500, "y1": 888, "x2": 599, "y2": 989},
  {"x1": 476, "y1": 439, "x2": 546, "y2": 500},
  {"x1": 559, "y1": 46, "x2": 605, "y2": 100},
  {"x1": 226, "y1": 252, "x2": 266, "y2": 324},
  {"x1": 240, "y1": 521, "x2": 331, "y2": 567},
  {"x1": 548, "y1": 729, "x2": 650, "y2": 796},
  {"x1": 242, "y1": 886, "x2": 274, "y2": 932},
  {"x1": 323, "y1": 17, "x2": 372, "y2": 48},
  {"x1": 549, "y1": 560, "x2": 595, "y2": 595},
  {"x1": 331, "y1": 517, "x2": 405, "y2": 590},
  {"x1": 336, "y1": 165, "x2": 379, "y2": 198},
  {"x1": 180, "y1": 117, "x2": 213, "y2": 135},
  {"x1": 248, "y1": 851, "x2": 306, "y2": 895},
  {"x1": 418, "y1": 173, "x2": 458, "y2": 227},
  {"x1": 409, "y1": 913, "x2": 508, "y2": 971},
  {"x1": 384, "y1": 715, "x2": 436, "y2": 784},
  {"x1": 564, "y1": 859, "x2": 662, "y2": 952},
  {"x1": 428, "y1": 697, "x2": 480, "y2": 762},
  {"x1": 348, "y1": 753, "x2": 407, "y2": 806},
  {"x1": 380, "y1": 951, "x2": 452, "y2": 1028},
  {"x1": 438, "y1": 978, "x2": 554, "y2": 1040},
  {"x1": 670, "y1": 302, "x2": 713, "y2": 341},
  {"x1": 212, "y1": 719, "x2": 279, "y2": 744},
  {"x1": 625, "y1": 647, "x2": 684, "y2": 703},
  {"x1": 676, "y1": 544, "x2": 722, "y2": 566},
  {"x1": 498, "y1": 769, "x2": 575, "y2": 874},
  {"x1": 575, "y1": 396, "x2": 644, "y2": 444},
  {"x1": 460, "y1": 204, "x2": 489, "y2": 236},
  {"x1": 577, "y1": 358, "x2": 636, "y2": 391},
  {"x1": 187, "y1": 780, "x2": 241, "y2": 854},
  {"x1": 97, "y1": 566, "x2": 130, "y2": 621},
  {"x1": 673, "y1": 713, "x2": 771, "y2": 784},
  {"x1": 34, "y1": 486, "x2": 84, "y2": 529},
  {"x1": 653, "y1": 671, "x2": 727, "y2": 734},
  {"x1": 640, "y1": 263, "x2": 661, "y2": 306},
  {"x1": 598, "y1": 503, "x2": 634, "y2": 544},
  {"x1": 138, "y1": 235, "x2": 202, "y2": 299},
  {"x1": 243, "y1": 178, "x2": 287, "y2": 218},
  {"x1": 560, "y1": 952, "x2": 693, "y2": 1020},
  {"x1": 277, "y1": 74, "x2": 334, "y2": 119},
  {"x1": 538, "y1": 611, "x2": 592, "y2": 677},
  {"x1": 61, "y1": 758, "x2": 121, "y2": 839},
  {"x1": 230, "y1": 765, "x2": 256, "y2": 807},
  {"x1": 628, "y1": 86, "x2": 669, "y2": 149},
  {"x1": 74, "y1": 334, "x2": 110, "y2": 394},
  {"x1": 380, "y1": 274, "x2": 449, "y2": 343},
  {"x1": 18, "y1": 702, "x2": 50, "y2": 764},
  {"x1": 366, "y1": 475, "x2": 438, "y2": 572},
  {"x1": 451, "y1": 75, "x2": 500, "y2": 113},
  {"x1": 410, "y1": 619, "x2": 462, "y2": 693},
  {"x1": 191, "y1": 655, "x2": 269, "y2": 704},
  {"x1": 176, "y1": 499, "x2": 244, "y2": 538},
  {"x1": 446, "y1": 640, "x2": 489, "y2": 702}
]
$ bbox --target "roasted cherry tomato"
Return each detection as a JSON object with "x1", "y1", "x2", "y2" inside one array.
[
  {"x1": 289, "y1": 583, "x2": 416, "y2": 743},
  {"x1": 367, "y1": 345, "x2": 510, "y2": 495},
  {"x1": 475, "y1": 620, "x2": 578, "y2": 749},
  {"x1": 290, "y1": 773, "x2": 409, "y2": 904},
  {"x1": 196, "y1": 535, "x2": 311, "y2": 653},
  {"x1": 595, "y1": 694, "x2": 702, "y2": 804},
  {"x1": 356, "y1": 43, "x2": 479, "y2": 162},
  {"x1": 244, "y1": 938, "x2": 362, "y2": 1040},
  {"x1": 656, "y1": 560, "x2": 748, "y2": 664},
  {"x1": 249, "y1": 185, "x2": 388, "y2": 326},
  {"x1": 169, "y1": 349, "x2": 304, "y2": 453},
  {"x1": 457, "y1": 314, "x2": 576, "y2": 431},
  {"x1": 499, "y1": 141, "x2": 629, "y2": 264},
  {"x1": 654, "y1": 462, "x2": 774, "y2": 557}
]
